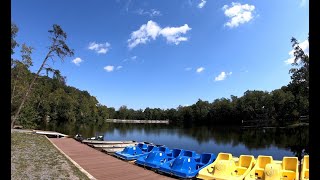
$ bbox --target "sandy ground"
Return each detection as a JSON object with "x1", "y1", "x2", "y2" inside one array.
[{"x1": 11, "y1": 131, "x2": 90, "y2": 180}]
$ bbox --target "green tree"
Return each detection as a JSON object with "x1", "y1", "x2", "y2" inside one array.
[
  {"x1": 210, "y1": 98, "x2": 233, "y2": 124},
  {"x1": 11, "y1": 24, "x2": 74, "y2": 128},
  {"x1": 107, "y1": 107, "x2": 116, "y2": 119},
  {"x1": 118, "y1": 105, "x2": 129, "y2": 119},
  {"x1": 287, "y1": 36, "x2": 309, "y2": 118},
  {"x1": 11, "y1": 22, "x2": 19, "y2": 55},
  {"x1": 191, "y1": 99, "x2": 210, "y2": 125},
  {"x1": 271, "y1": 87, "x2": 295, "y2": 125}
]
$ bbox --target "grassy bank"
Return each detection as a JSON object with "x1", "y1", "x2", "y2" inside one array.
[{"x1": 11, "y1": 131, "x2": 90, "y2": 180}]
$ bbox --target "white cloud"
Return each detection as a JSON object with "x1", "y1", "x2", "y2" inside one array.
[
  {"x1": 116, "y1": 66, "x2": 123, "y2": 70},
  {"x1": 222, "y1": 2, "x2": 256, "y2": 28},
  {"x1": 72, "y1": 57, "x2": 82, "y2": 66},
  {"x1": 104, "y1": 65, "x2": 114, "y2": 72},
  {"x1": 160, "y1": 24, "x2": 191, "y2": 45},
  {"x1": 285, "y1": 39, "x2": 309, "y2": 64},
  {"x1": 128, "y1": 21, "x2": 161, "y2": 49},
  {"x1": 131, "y1": 56, "x2": 137, "y2": 60},
  {"x1": 185, "y1": 67, "x2": 192, "y2": 71},
  {"x1": 299, "y1": 39, "x2": 309, "y2": 55},
  {"x1": 196, "y1": 67, "x2": 205, "y2": 73},
  {"x1": 88, "y1": 42, "x2": 111, "y2": 54},
  {"x1": 127, "y1": 20, "x2": 191, "y2": 49},
  {"x1": 285, "y1": 57, "x2": 296, "y2": 65},
  {"x1": 214, "y1": 71, "x2": 232, "y2": 81},
  {"x1": 198, "y1": 0, "x2": 207, "y2": 8},
  {"x1": 136, "y1": 9, "x2": 162, "y2": 17}
]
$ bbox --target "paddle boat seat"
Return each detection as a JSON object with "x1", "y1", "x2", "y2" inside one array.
[
  {"x1": 195, "y1": 153, "x2": 216, "y2": 170},
  {"x1": 157, "y1": 150, "x2": 208, "y2": 179},
  {"x1": 281, "y1": 156, "x2": 299, "y2": 180},
  {"x1": 247, "y1": 155, "x2": 274, "y2": 179},
  {"x1": 300, "y1": 155, "x2": 309, "y2": 180},
  {"x1": 158, "y1": 152, "x2": 215, "y2": 179},
  {"x1": 262, "y1": 156, "x2": 299, "y2": 180},
  {"x1": 233, "y1": 155, "x2": 255, "y2": 178},
  {"x1": 137, "y1": 143, "x2": 148, "y2": 151},
  {"x1": 166, "y1": 148, "x2": 184, "y2": 161},
  {"x1": 135, "y1": 146, "x2": 171, "y2": 169}
]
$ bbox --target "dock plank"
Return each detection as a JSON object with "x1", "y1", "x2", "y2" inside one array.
[{"x1": 50, "y1": 138, "x2": 175, "y2": 180}]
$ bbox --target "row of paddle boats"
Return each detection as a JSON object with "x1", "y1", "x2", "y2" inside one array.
[{"x1": 113, "y1": 143, "x2": 309, "y2": 180}]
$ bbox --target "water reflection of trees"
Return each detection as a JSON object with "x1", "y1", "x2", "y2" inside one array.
[
  {"x1": 59, "y1": 122, "x2": 308, "y2": 161},
  {"x1": 106, "y1": 123, "x2": 308, "y2": 160},
  {"x1": 52, "y1": 122, "x2": 111, "y2": 138},
  {"x1": 184, "y1": 126, "x2": 308, "y2": 161}
]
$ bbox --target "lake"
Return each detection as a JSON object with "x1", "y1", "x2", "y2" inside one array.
[{"x1": 58, "y1": 123, "x2": 308, "y2": 161}]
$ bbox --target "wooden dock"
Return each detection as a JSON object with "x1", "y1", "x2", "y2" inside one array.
[
  {"x1": 33, "y1": 130, "x2": 69, "y2": 138},
  {"x1": 50, "y1": 138, "x2": 175, "y2": 180}
]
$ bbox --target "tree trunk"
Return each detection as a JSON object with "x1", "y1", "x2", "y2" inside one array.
[{"x1": 11, "y1": 50, "x2": 53, "y2": 128}]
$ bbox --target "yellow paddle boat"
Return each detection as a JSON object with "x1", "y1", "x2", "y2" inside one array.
[
  {"x1": 244, "y1": 155, "x2": 299, "y2": 180},
  {"x1": 196, "y1": 152, "x2": 255, "y2": 180},
  {"x1": 281, "y1": 156, "x2": 299, "y2": 180},
  {"x1": 300, "y1": 155, "x2": 309, "y2": 180}
]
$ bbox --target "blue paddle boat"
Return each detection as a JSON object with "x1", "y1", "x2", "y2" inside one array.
[
  {"x1": 113, "y1": 143, "x2": 159, "y2": 161},
  {"x1": 135, "y1": 146, "x2": 178, "y2": 169},
  {"x1": 157, "y1": 151, "x2": 216, "y2": 179}
]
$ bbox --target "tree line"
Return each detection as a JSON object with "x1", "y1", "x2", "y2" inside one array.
[{"x1": 11, "y1": 23, "x2": 309, "y2": 129}]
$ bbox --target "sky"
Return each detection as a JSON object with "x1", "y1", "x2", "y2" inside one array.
[{"x1": 11, "y1": 0, "x2": 309, "y2": 110}]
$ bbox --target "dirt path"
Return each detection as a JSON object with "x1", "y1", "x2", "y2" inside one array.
[{"x1": 11, "y1": 131, "x2": 90, "y2": 180}]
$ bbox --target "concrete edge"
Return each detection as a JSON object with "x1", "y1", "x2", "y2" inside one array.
[{"x1": 45, "y1": 136, "x2": 97, "y2": 180}]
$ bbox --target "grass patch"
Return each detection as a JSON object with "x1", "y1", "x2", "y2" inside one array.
[{"x1": 11, "y1": 132, "x2": 90, "y2": 180}]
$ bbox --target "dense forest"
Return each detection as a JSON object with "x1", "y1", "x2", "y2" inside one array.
[{"x1": 11, "y1": 23, "x2": 309, "y2": 129}]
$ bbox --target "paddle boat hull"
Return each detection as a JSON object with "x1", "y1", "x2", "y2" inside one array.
[
  {"x1": 244, "y1": 156, "x2": 299, "y2": 180},
  {"x1": 197, "y1": 153, "x2": 255, "y2": 180},
  {"x1": 114, "y1": 143, "x2": 159, "y2": 161},
  {"x1": 135, "y1": 146, "x2": 171, "y2": 169},
  {"x1": 157, "y1": 151, "x2": 215, "y2": 179},
  {"x1": 197, "y1": 152, "x2": 233, "y2": 180}
]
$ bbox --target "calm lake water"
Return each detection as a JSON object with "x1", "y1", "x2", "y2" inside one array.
[{"x1": 57, "y1": 123, "x2": 309, "y2": 161}]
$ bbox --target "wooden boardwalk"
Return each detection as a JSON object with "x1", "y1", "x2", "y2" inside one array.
[{"x1": 50, "y1": 138, "x2": 175, "y2": 180}]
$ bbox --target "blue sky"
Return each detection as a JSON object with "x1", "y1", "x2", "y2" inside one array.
[{"x1": 11, "y1": 0, "x2": 309, "y2": 110}]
